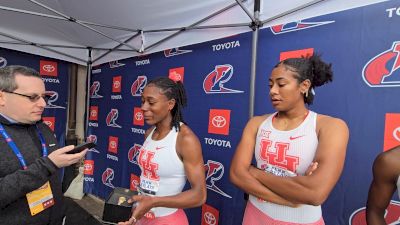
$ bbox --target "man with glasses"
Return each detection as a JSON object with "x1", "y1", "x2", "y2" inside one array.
[{"x1": 0, "y1": 65, "x2": 87, "y2": 225}]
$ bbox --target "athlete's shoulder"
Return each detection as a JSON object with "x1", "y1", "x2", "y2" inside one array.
[
  {"x1": 177, "y1": 124, "x2": 199, "y2": 140},
  {"x1": 375, "y1": 146, "x2": 400, "y2": 170},
  {"x1": 144, "y1": 126, "x2": 155, "y2": 139},
  {"x1": 373, "y1": 146, "x2": 400, "y2": 180},
  {"x1": 316, "y1": 113, "x2": 348, "y2": 129},
  {"x1": 248, "y1": 114, "x2": 271, "y2": 126}
]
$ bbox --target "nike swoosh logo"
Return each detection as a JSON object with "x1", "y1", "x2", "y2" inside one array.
[
  {"x1": 289, "y1": 135, "x2": 305, "y2": 140},
  {"x1": 49, "y1": 143, "x2": 56, "y2": 147},
  {"x1": 155, "y1": 146, "x2": 165, "y2": 150}
]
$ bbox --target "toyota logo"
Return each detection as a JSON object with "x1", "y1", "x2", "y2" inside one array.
[
  {"x1": 84, "y1": 164, "x2": 93, "y2": 171},
  {"x1": 90, "y1": 110, "x2": 97, "y2": 117},
  {"x1": 135, "y1": 112, "x2": 143, "y2": 121},
  {"x1": 170, "y1": 71, "x2": 182, "y2": 81},
  {"x1": 204, "y1": 212, "x2": 216, "y2": 225},
  {"x1": 394, "y1": 127, "x2": 400, "y2": 142},
  {"x1": 131, "y1": 180, "x2": 139, "y2": 187},
  {"x1": 113, "y1": 81, "x2": 120, "y2": 89},
  {"x1": 42, "y1": 64, "x2": 55, "y2": 72},
  {"x1": 110, "y1": 141, "x2": 116, "y2": 148},
  {"x1": 43, "y1": 120, "x2": 53, "y2": 127},
  {"x1": 211, "y1": 116, "x2": 226, "y2": 128},
  {"x1": 0, "y1": 57, "x2": 7, "y2": 68}
]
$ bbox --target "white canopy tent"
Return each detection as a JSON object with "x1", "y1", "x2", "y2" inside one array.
[
  {"x1": 0, "y1": 0, "x2": 390, "y2": 121},
  {"x1": 0, "y1": 0, "x2": 388, "y2": 66}
]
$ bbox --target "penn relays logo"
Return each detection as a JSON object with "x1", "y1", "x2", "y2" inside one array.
[
  {"x1": 349, "y1": 200, "x2": 400, "y2": 224},
  {"x1": 203, "y1": 64, "x2": 243, "y2": 94},
  {"x1": 44, "y1": 91, "x2": 66, "y2": 109},
  {"x1": 128, "y1": 143, "x2": 142, "y2": 165},
  {"x1": 362, "y1": 41, "x2": 400, "y2": 87},
  {"x1": 101, "y1": 168, "x2": 115, "y2": 188},
  {"x1": 86, "y1": 135, "x2": 100, "y2": 153},
  {"x1": 271, "y1": 20, "x2": 334, "y2": 35},
  {"x1": 109, "y1": 60, "x2": 125, "y2": 68},
  {"x1": 0, "y1": 57, "x2": 7, "y2": 68},
  {"x1": 131, "y1": 76, "x2": 147, "y2": 96},
  {"x1": 204, "y1": 160, "x2": 232, "y2": 198},
  {"x1": 106, "y1": 109, "x2": 122, "y2": 128},
  {"x1": 164, "y1": 47, "x2": 192, "y2": 57},
  {"x1": 90, "y1": 81, "x2": 103, "y2": 98}
]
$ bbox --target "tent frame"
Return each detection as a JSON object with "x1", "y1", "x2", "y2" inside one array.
[{"x1": 0, "y1": 0, "x2": 331, "y2": 136}]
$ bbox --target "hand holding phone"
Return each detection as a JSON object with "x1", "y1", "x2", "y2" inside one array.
[{"x1": 67, "y1": 142, "x2": 96, "y2": 154}]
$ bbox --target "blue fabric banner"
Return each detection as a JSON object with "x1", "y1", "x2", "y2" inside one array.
[{"x1": 85, "y1": 1, "x2": 400, "y2": 224}]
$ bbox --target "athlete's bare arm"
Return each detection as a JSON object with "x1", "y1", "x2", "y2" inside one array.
[
  {"x1": 230, "y1": 115, "x2": 298, "y2": 206},
  {"x1": 366, "y1": 146, "x2": 400, "y2": 225},
  {"x1": 124, "y1": 124, "x2": 206, "y2": 222},
  {"x1": 249, "y1": 115, "x2": 348, "y2": 205}
]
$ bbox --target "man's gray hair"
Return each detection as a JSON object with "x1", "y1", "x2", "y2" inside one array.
[{"x1": 0, "y1": 65, "x2": 41, "y2": 92}]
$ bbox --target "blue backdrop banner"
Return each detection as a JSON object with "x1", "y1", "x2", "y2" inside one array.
[{"x1": 84, "y1": 1, "x2": 400, "y2": 225}]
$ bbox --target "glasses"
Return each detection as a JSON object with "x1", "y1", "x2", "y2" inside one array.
[{"x1": 3, "y1": 91, "x2": 51, "y2": 103}]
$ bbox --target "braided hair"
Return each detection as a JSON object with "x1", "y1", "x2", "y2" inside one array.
[
  {"x1": 147, "y1": 77, "x2": 187, "y2": 131},
  {"x1": 275, "y1": 53, "x2": 333, "y2": 105}
]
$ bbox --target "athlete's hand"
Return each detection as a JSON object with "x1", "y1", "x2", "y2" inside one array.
[
  {"x1": 305, "y1": 162, "x2": 319, "y2": 176},
  {"x1": 118, "y1": 194, "x2": 155, "y2": 225},
  {"x1": 47, "y1": 145, "x2": 87, "y2": 168}
]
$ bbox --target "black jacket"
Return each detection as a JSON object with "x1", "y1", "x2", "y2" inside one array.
[{"x1": 0, "y1": 115, "x2": 65, "y2": 225}]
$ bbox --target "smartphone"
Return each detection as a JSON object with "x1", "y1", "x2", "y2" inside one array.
[{"x1": 67, "y1": 142, "x2": 96, "y2": 154}]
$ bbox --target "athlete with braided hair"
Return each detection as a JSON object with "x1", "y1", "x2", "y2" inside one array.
[
  {"x1": 119, "y1": 77, "x2": 206, "y2": 225},
  {"x1": 230, "y1": 54, "x2": 349, "y2": 224}
]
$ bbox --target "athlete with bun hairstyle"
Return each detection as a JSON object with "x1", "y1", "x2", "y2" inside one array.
[{"x1": 230, "y1": 54, "x2": 349, "y2": 225}]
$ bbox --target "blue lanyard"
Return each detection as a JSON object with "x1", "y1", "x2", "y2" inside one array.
[{"x1": 0, "y1": 123, "x2": 48, "y2": 170}]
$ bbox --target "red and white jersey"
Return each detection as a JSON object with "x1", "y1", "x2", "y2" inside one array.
[
  {"x1": 138, "y1": 127, "x2": 186, "y2": 217},
  {"x1": 249, "y1": 111, "x2": 322, "y2": 223}
]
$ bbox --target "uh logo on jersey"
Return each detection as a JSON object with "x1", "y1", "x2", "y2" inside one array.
[
  {"x1": 106, "y1": 109, "x2": 122, "y2": 128},
  {"x1": 203, "y1": 64, "x2": 243, "y2": 94},
  {"x1": 44, "y1": 91, "x2": 66, "y2": 109},
  {"x1": 102, "y1": 168, "x2": 115, "y2": 188},
  {"x1": 363, "y1": 41, "x2": 400, "y2": 87},
  {"x1": 131, "y1": 75, "x2": 147, "y2": 96},
  {"x1": 128, "y1": 143, "x2": 142, "y2": 165},
  {"x1": 204, "y1": 160, "x2": 232, "y2": 198},
  {"x1": 90, "y1": 81, "x2": 103, "y2": 98},
  {"x1": 349, "y1": 200, "x2": 400, "y2": 224}
]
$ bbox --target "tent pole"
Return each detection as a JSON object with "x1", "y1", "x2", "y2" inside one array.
[
  {"x1": 84, "y1": 48, "x2": 92, "y2": 138},
  {"x1": 249, "y1": 0, "x2": 261, "y2": 119}
]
